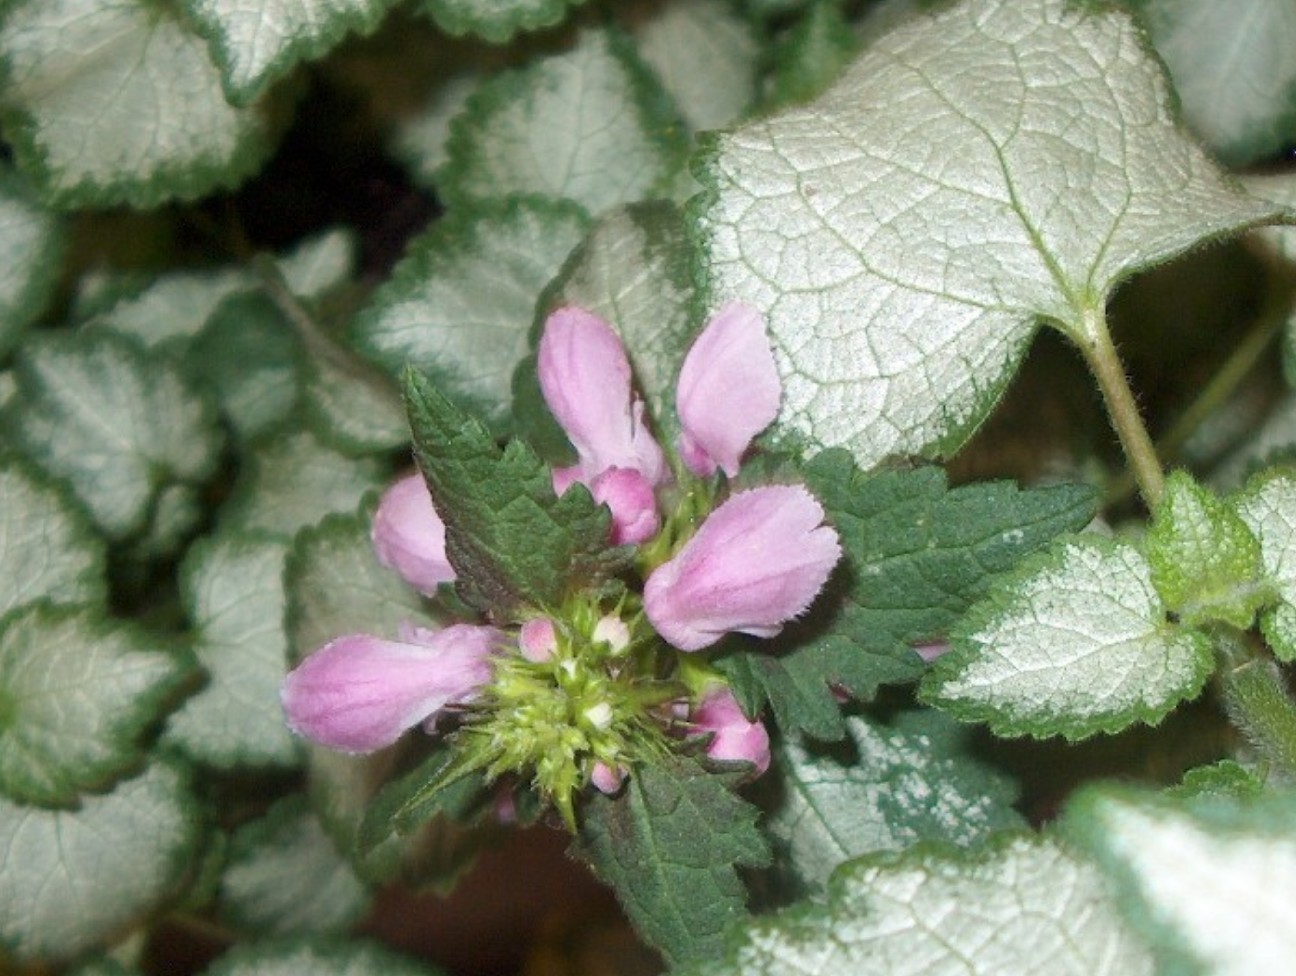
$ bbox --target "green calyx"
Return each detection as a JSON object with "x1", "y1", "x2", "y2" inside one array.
[{"x1": 462, "y1": 595, "x2": 680, "y2": 829}]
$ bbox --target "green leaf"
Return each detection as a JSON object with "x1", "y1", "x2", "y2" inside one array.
[
  {"x1": 0, "y1": 604, "x2": 193, "y2": 806},
  {"x1": 1132, "y1": 0, "x2": 1296, "y2": 167},
  {"x1": 1145, "y1": 471, "x2": 1267, "y2": 629},
  {"x1": 692, "y1": 0, "x2": 1282, "y2": 470},
  {"x1": 533, "y1": 200, "x2": 699, "y2": 442},
  {"x1": 391, "y1": 72, "x2": 484, "y2": 191},
  {"x1": 419, "y1": 0, "x2": 591, "y2": 44},
  {"x1": 0, "y1": 0, "x2": 278, "y2": 208},
  {"x1": 721, "y1": 452, "x2": 1097, "y2": 740},
  {"x1": 405, "y1": 368, "x2": 628, "y2": 617},
  {"x1": 220, "y1": 795, "x2": 369, "y2": 937},
  {"x1": 349, "y1": 198, "x2": 590, "y2": 431},
  {"x1": 1234, "y1": 468, "x2": 1296, "y2": 661},
  {"x1": 165, "y1": 532, "x2": 299, "y2": 768},
  {"x1": 220, "y1": 424, "x2": 388, "y2": 540},
  {"x1": 301, "y1": 353, "x2": 409, "y2": 456},
  {"x1": 633, "y1": 0, "x2": 761, "y2": 132},
  {"x1": 0, "y1": 166, "x2": 64, "y2": 359},
  {"x1": 5, "y1": 330, "x2": 224, "y2": 543},
  {"x1": 762, "y1": 710, "x2": 1024, "y2": 895},
  {"x1": 200, "y1": 937, "x2": 446, "y2": 976},
  {"x1": 682, "y1": 834, "x2": 1154, "y2": 976},
  {"x1": 1066, "y1": 785, "x2": 1296, "y2": 975},
  {"x1": 439, "y1": 28, "x2": 686, "y2": 215},
  {"x1": 0, "y1": 454, "x2": 105, "y2": 619},
  {"x1": 573, "y1": 756, "x2": 770, "y2": 969},
  {"x1": 922, "y1": 535, "x2": 1214, "y2": 740},
  {"x1": 182, "y1": 0, "x2": 404, "y2": 105},
  {"x1": 185, "y1": 290, "x2": 304, "y2": 442},
  {"x1": 0, "y1": 761, "x2": 204, "y2": 964},
  {"x1": 285, "y1": 509, "x2": 480, "y2": 887}
]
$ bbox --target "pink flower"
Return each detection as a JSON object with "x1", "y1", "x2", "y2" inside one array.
[
  {"x1": 281, "y1": 623, "x2": 502, "y2": 753},
  {"x1": 539, "y1": 307, "x2": 666, "y2": 543},
  {"x1": 590, "y1": 761, "x2": 627, "y2": 794},
  {"x1": 676, "y1": 302, "x2": 781, "y2": 479},
  {"x1": 644, "y1": 485, "x2": 841, "y2": 651},
  {"x1": 372, "y1": 474, "x2": 455, "y2": 594},
  {"x1": 539, "y1": 307, "x2": 666, "y2": 485},
  {"x1": 692, "y1": 687, "x2": 770, "y2": 774}
]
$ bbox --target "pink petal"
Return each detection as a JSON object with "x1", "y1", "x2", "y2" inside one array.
[
  {"x1": 693, "y1": 688, "x2": 770, "y2": 774},
  {"x1": 372, "y1": 474, "x2": 456, "y2": 594},
  {"x1": 281, "y1": 625, "x2": 501, "y2": 753},
  {"x1": 644, "y1": 485, "x2": 841, "y2": 651},
  {"x1": 538, "y1": 307, "x2": 666, "y2": 484},
  {"x1": 676, "y1": 302, "x2": 780, "y2": 478}
]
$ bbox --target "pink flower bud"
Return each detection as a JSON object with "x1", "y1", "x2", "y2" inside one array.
[
  {"x1": 593, "y1": 614, "x2": 631, "y2": 652},
  {"x1": 644, "y1": 485, "x2": 840, "y2": 651},
  {"x1": 591, "y1": 761, "x2": 627, "y2": 794},
  {"x1": 538, "y1": 307, "x2": 666, "y2": 485},
  {"x1": 693, "y1": 687, "x2": 770, "y2": 774},
  {"x1": 372, "y1": 474, "x2": 456, "y2": 594},
  {"x1": 676, "y1": 302, "x2": 781, "y2": 479},
  {"x1": 281, "y1": 624, "x2": 502, "y2": 753},
  {"x1": 519, "y1": 618, "x2": 558, "y2": 662},
  {"x1": 915, "y1": 641, "x2": 951, "y2": 663}
]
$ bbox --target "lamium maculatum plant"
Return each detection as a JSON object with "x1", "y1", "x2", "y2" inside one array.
[{"x1": 2, "y1": 1, "x2": 1296, "y2": 975}]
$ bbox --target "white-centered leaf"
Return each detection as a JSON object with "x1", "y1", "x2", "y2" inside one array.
[
  {"x1": 633, "y1": 0, "x2": 761, "y2": 132},
  {"x1": 0, "y1": 761, "x2": 203, "y2": 964},
  {"x1": 1241, "y1": 174, "x2": 1296, "y2": 388},
  {"x1": 392, "y1": 73, "x2": 482, "y2": 190},
  {"x1": 921, "y1": 536, "x2": 1214, "y2": 740},
  {"x1": 0, "y1": 167, "x2": 64, "y2": 359},
  {"x1": 349, "y1": 198, "x2": 590, "y2": 429},
  {"x1": 693, "y1": 0, "x2": 1281, "y2": 469},
  {"x1": 165, "y1": 532, "x2": 298, "y2": 767},
  {"x1": 686, "y1": 835, "x2": 1154, "y2": 976},
  {"x1": 1134, "y1": 0, "x2": 1296, "y2": 166},
  {"x1": 0, "y1": 604, "x2": 193, "y2": 806},
  {"x1": 183, "y1": 0, "x2": 404, "y2": 105},
  {"x1": 83, "y1": 267, "x2": 255, "y2": 352},
  {"x1": 202, "y1": 938, "x2": 444, "y2": 976},
  {"x1": 0, "y1": 455, "x2": 105, "y2": 619},
  {"x1": 1067, "y1": 786, "x2": 1296, "y2": 976},
  {"x1": 220, "y1": 425, "x2": 387, "y2": 540},
  {"x1": 220, "y1": 796, "x2": 369, "y2": 935},
  {"x1": 5, "y1": 330, "x2": 224, "y2": 542},
  {"x1": 420, "y1": 0, "x2": 591, "y2": 44},
  {"x1": 277, "y1": 226, "x2": 358, "y2": 298},
  {"x1": 440, "y1": 28, "x2": 687, "y2": 215},
  {"x1": 0, "y1": 0, "x2": 276, "y2": 207},
  {"x1": 1234, "y1": 468, "x2": 1296, "y2": 662},
  {"x1": 764, "y1": 711, "x2": 1023, "y2": 894}
]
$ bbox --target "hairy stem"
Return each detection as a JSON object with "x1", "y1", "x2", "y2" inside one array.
[
  {"x1": 1076, "y1": 306, "x2": 1165, "y2": 509},
  {"x1": 1221, "y1": 657, "x2": 1296, "y2": 776}
]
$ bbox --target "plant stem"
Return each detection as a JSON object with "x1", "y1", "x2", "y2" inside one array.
[
  {"x1": 1221, "y1": 658, "x2": 1296, "y2": 775},
  {"x1": 1076, "y1": 306, "x2": 1165, "y2": 509}
]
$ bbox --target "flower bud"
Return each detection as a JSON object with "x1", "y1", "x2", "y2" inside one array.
[
  {"x1": 519, "y1": 618, "x2": 558, "y2": 662},
  {"x1": 591, "y1": 761, "x2": 627, "y2": 794},
  {"x1": 644, "y1": 485, "x2": 841, "y2": 651}
]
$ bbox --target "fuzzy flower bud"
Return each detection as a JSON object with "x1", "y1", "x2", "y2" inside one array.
[
  {"x1": 281, "y1": 623, "x2": 502, "y2": 753},
  {"x1": 372, "y1": 474, "x2": 455, "y2": 594},
  {"x1": 676, "y1": 302, "x2": 780, "y2": 479},
  {"x1": 644, "y1": 485, "x2": 841, "y2": 651},
  {"x1": 590, "y1": 761, "x2": 627, "y2": 794},
  {"x1": 519, "y1": 618, "x2": 558, "y2": 662},
  {"x1": 693, "y1": 687, "x2": 770, "y2": 774}
]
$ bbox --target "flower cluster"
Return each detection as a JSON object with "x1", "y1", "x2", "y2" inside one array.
[{"x1": 281, "y1": 302, "x2": 840, "y2": 824}]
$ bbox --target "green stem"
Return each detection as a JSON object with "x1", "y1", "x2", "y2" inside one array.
[
  {"x1": 1221, "y1": 658, "x2": 1296, "y2": 775},
  {"x1": 1076, "y1": 306, "x2": 1165, "y2": 509}
]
